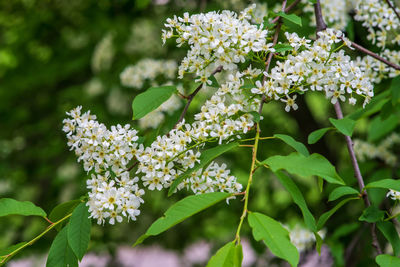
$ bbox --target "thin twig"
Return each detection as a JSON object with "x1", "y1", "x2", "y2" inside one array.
[
  {"x1": 173, "y1": 65, "x2": 223, "y2": 129},
  {"x1": 313, "y1": 0, "x2": 382, "y2": 255},
  {"x1": 346, "y1": 40, "x2": 400, "y2": 70},
  {"x1": 385, "y1": 0, "x2": 400, "y2": 22}
]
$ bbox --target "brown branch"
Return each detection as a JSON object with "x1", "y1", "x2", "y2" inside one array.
[
  {"x1": 314, "y1": 0, "x2": 382, "y2": 255},
  {"x1": 385, "y1": 0, "x2": 400, "y2": 22},
  {"x1": 346, "y1": 40, "x2": 400, "y2": 70},
  {"x1": 173, "y1": 65, "x2": 223, "y2": 129}
]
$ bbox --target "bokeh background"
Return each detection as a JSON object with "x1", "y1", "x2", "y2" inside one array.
[{"x1": 1, "y1": 0, "x2": 399, "y2": 266}]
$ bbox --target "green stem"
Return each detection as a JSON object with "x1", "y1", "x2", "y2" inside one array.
[
  {"x1": 385, "y1": 212, "x2": 400, "y2": 221},
  {"x1": 1, "y1": 213, "x2": 73, "y2": 264},
  {"x1": 235, "y1": 123, "x2": 260, "y2": 244}
]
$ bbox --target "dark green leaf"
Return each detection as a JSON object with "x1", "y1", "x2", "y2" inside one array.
[
  {"x1": 67, "y1": 203, "x2": 91, "y2": 261},
  {"x1": 46, "y1": 227, "x2": 78, "y2": 267},
  {"x1": 262, "y1": 152, "x2": 344, "y2": 185},
  {"x1": 134, "y1": 192, "x2": 230, "y2": 246},
  {"x1": 206, "y1": 241, "x2": 242, "y2": 267},
  {"x1": 328, "y1": 186, "x2": 359, "y2": 202},
  {"x1": 368, "y1": 114, "x2": 399, "y2": 142},
  {"x1": 308, "y1": 0, "x2": 317, "y2": 3},
  {"x1": 273, "y1": 44, "x2": 293, "y2": 53},
  {"x1": 331, "y1": 223, "x2": 360, "y2": 240},
  {"x1": 276, "y1": 11, "x2": 302, "y2": 26},
  {"x1": 0, "y1": 198, "x2": 46, "y2": 218},
  {"x1": 168, "y1": 142, "x2": 239, "y2": 196},
  {"x1": 274, "y1": 134, "x2": 309, "y2": 157},
  {"x1": 317, "y1": 197, "x2": 359, "y2": 230},
  {"x1": 377, "y1": 221, "x2": 400, "y2": 256},
  {"x1": 329, "y1": 117, "x2": 356, "y2": 136},
  {"x1": 365, "y1": 179, "x2": 400, "y2": 191},
  {"x1": 376, "y1": 254, "x2": 400, "y2": 267},
  {"x1": 49, "y1": 200, "x2": 81, "y2": 231},
  {"x1": 380, "y1": 100, "x2": 394, "y2": 121},
  {"x1": 132, "y1": 85, "x2": 176, "y2": 120},
  {"x1": 208, "y1": 75, "x2": 220, "y2": 88},
  {"x1": 248, "y1": 212, "x2": 299, "y2": 267},
  {"x1": 0, "y1": 242, "x2": 27, "y2": 257},
  {"x1": 274, "y1": 171, "x2": 317, "y2": 231},
  {"x1": 359, "y1": 206, "x2": 385, "y2": 223},
  {"x1": 308, "y1": 127, "x2": 332, "y2": 144},
  {"x1": 391, "y1": 76, "x2": 400, "y2": 105},
  {"x1": 249, "y1": 111, "x2": 261, "y2": 123}
]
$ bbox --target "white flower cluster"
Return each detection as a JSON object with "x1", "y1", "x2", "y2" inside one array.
[
  {"x1": 354, "y1": 0, "x2": 400, "y2": 48},
  {"x1": 387, "y1": 189, "x2": 400, "y2": 201},
  {"x1": 138, "y1": 94, "x2": 182, "y2": 129},
  {"x1": 248, "y1": 2, "x2": 268, "y2": 25},
  {"x1": 162, "y1": 4, "x2": 272, "y2": 80},
  {"x1": 120, "y1": 59, "x2": 178, "y2": 89},
  {"x1": 354, "y1": 133, "x2": 400, "y2": 166},
  {"x1": 287, "y1": 224, "x2": 326, "y2": 253},
  {"x1": 303, "y1": 0, "x2": 350, "y2": 30},
  {"x1": 62, "y1": 106, "x2": 143, "y2": 225},
  {"x1": 250, "y1": 29, "x2": 374, "y2": 110},
  {"x1": 91, "y1": 33, "x2": 114, "y2": 73}
]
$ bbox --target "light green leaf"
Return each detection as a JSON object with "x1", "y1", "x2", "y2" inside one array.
[
  {"x1": 376, "y1": 254, "x2": 400, "y2": 267},
  {"x1": 262, "y1": 152, "x2": 344, "y2": 185},
  {"x1": 329, "y1": 186, "x2": 359, "y2": 202},
  {"x1": 0, "y1": 242, "x2": 27, "y2": 257},
  {"x1": 329, "y1": 117, "x2": 356, "y2": 136},
  {"x1": 368, "y1": 114, "x2": 399, "y2": 142},
  {"x1": 274, "y1": 171, "x2": 316, "y2": 231},
  {"x1": 46, "y1": 227, "x2": 78, "y2": 267},
  {"x1": 132, "y1": 85, "x2": 176, "y2": 120},
  {"x1": 67, "y1": 203, "x2": 91, "y2": 261},
  {"x1": 206, "y1": 241, "x2": 242, "y2": 267},
  {"x1": 390, "y1": 76, "x2": 400, "y2": 105},
  {"x1": 308, "y1": 127, "x2": 332, "y2": 144},
  {"x1": 274, "y1": 134, "x2": 309, "y2": 157},
  {"x1": 314, "y1": 232, "x2": 323, "y2": 255},
  {"x1": 359, "y1": 206, "x2": 385, "y2": 223},
  {"x1": 308, "y1": 0, "x2": 317, "y2": 3},
  {"x1": 273, "y1": 44, "x2": 293, "y2": 53},
  {"x1": 377, "y1": 221, "x2": 400, "y2": 256},
  {"x1": 49, "y1": 200, "x2": 82, "y2": 231},
  {"x1": 276, "y1": 11, "x2": 302, "y2": 26},
  {"x1": 248, "y1": 212, "x2": 299, "y2": 267},
  {"x1": 317, "y1": 197, "x2": 359, "y2": 230},
  {"x1": 168, "y1": 142, "x2": 238, "y2": 196},
  {"x1": 134, "y1": 192, "x2": 230, "y2": 246},
  {"x1": 0, "y1": 198, "x2": 46, "y2": 218},
  {"x1": 365, "y1": 179, "x2": 400, "y2": 191}
]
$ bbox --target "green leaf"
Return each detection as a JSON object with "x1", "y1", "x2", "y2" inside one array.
[
  {"x1": 132, "y1": 85, "x2": 176, "y2": 120},
  {"x1": 0, "y1": 242, "x2": 27, "y2": 257},
  {"x1": 365, "y1": 179, "x2": 400, "y2": 191},
  {"x1": 274, "y1": 134, "x2": 309, "y2": 157},
  {"x1": 376, "y1": 254, "x2": 400, "y2": 267},
  {"x1": 274, "y1": 171, "x2": 317, "y2": 231},
  {"x1": 308, "y1": 127, "x2": 332, "y2": 144},
  {"x1": 49, "y1": 200, "x2": 81, "y2": 231},
  {"x1": 317, "y1": 197, "x2": 359, "y2": 230},
  {"x1": 308, "y1": 0, "x2": 317, "y2": 3},
  {"x1": 391, "y1": 76, "x2": 400, "y2": 105},
  {"x1": 134, "y1": 192, "x2": 230, "y2": 246},
  {"x1": 276, "y1": 11, "x2": 302, "y2": 26},
  {"x1": 273, "y1": 44, "x2": 293, "y2": 53},
  {"x1": 262, "y1": 152, "x2": 344, "y2": 185},
  {"x1": 46, "y1": 227, "x2": 78, "y2": 267},
  {"x1": 206, "y1": 241, "x2": 242, "y2": 267},
  {"x1": 331, "y1": 223, "x2": 360, "y2": 240},
  {"x1": 248, "y1": 111, "x2": 261, "y2": 123},
  {"x1": 329, "y1": 117, "x2": 356, "y2": 136},
  {"x1": 168, "y1": 142, "x2": 239, "y2": 196},
  {"x1": 368, "y1": 114, "x2": 399, "y2": 142},
  {"x1": 377, "y1": 221, "x2": 400, "y2": 256},
  {"x1": 314, "y1": 232, "x2": 323, "y2": 255},
  {"x1": 208, "y1": 75, "x2": 220, "y2": 88},
  {"x1": 328, "y1": 186, "x2": 359, "y2": 202},
  {"x1": 248, "y1": 212, "x2": 299, "y2": 267},
  {"x1": 359, "y1": 206, "x2": 385, "y2": 223},
  {"x1": 0, "y1": 198, "x2": 46, "y2": 218},
  {"x1": 67, "y1": 203, "x2": 91, "y2": 261}
]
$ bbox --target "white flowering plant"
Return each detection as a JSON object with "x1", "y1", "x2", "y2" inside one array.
[{"x1": 2, "y1": 0, "x2": 400, "y2": 266}]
